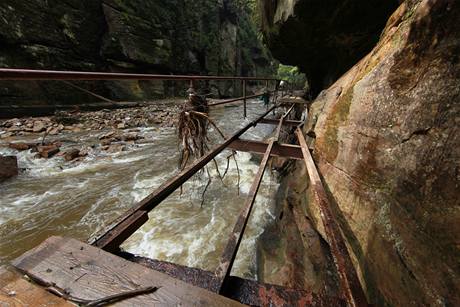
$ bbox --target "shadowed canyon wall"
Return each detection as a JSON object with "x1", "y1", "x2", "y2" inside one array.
[
  {"x1": 260, "y1": 0, "x2": 400, "y2": 95},
  {"x1": 262, "y1": 0, "x2": 460, "y2": 305},
  {"x1": 0, "y1": 0, "x2": 274, "y2": 106}
]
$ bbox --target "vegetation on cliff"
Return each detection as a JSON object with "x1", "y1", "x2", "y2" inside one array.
[{"x1": 0, "y1": 0, "x2": 275, "y2": 106}]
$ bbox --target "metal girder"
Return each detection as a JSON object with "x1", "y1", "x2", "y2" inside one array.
[
  {"x1": 90, "y1": 105, "x2": 278, "y2": 252},
  {"x1": 212, "y1": 138, "x2": 275, "y2": 293},
  {"x1": 295, "y1": 128, "x2": 368, "y2": 307},
  {"x1": 208, "y1": 93, "x2": 265, "y2": 107},
  {"x1": 0, "y1": 68, "x2": 279, "y2": 81},
  {"x1": 122, "y1": 254, "x2": 344, "y2": 306},
  {"x1": 227, "y1": 139, "x2": 303, "y2": 160},
  {"x1": 259, "y1": 118, "x2": 302, "y2": 126},
  {"x1": 212, "y1": 105, "x2": 295, "y2": 293}
]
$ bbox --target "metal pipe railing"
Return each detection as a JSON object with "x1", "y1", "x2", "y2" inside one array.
[{"x1": 0, "y1": 68, "x2": 279, "y2": 81}]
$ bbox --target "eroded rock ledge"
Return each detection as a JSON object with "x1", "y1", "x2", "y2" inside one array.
[{"x1": 274, "y1": 0, "x2": 459, "y2": 305}]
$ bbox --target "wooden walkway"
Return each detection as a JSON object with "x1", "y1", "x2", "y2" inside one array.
[{"x1": 7, "y1": 236, "x2": 244, "y2": 306}]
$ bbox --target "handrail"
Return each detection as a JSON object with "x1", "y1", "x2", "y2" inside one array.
[{"x1": 0, "y1": 68, "x2": 280, "y2": 81}]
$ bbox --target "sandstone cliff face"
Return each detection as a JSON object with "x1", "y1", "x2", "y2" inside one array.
[
  {"x1": 259, "y1": 0, "x2": 399, "y2": 95},
  {"x1": 0, "y1": 0, "x2": 274, "y2": 105},
  {"x1": 282, "y1": 0, "x2": 459, "y2": 305}
]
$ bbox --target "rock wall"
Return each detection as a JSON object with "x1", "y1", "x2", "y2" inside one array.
[
  {"x1": 0, "y1": 0, "x2": 274, "y2": 106},
  {"x1": 259, "y1": 0, "x2": 400, "y2": 95},
  {"x1": 281, "y1": 0, "x2": 459, "y2": 305}
]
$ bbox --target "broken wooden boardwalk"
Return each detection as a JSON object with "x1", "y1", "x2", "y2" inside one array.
[{"x1": 0, "y1": 69, "x2": 369, "y2": 306}]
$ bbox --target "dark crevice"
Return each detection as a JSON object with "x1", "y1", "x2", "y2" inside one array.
[{"x1": 401, "y1": 127, "x2": 432, "y2": 143}]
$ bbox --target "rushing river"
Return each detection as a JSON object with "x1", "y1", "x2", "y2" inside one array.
[{"x1": 0, "y1": 100, "x2": 279, "y2": 280}]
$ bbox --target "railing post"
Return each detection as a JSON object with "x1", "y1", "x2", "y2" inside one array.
[
  {"x1": 187, "y1": 79, "x2": 195, "y2": 94},
  {"x1": 243, "y1": 80, "x2": 247, "y2": 118}
]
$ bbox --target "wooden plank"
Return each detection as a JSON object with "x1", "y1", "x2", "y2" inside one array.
[
  {"x1": 12, "y1": 236, "x2": 245, "y2": 306},
  {"x1": 0, "y1": 266, "x2": 72, "y2": 306}
]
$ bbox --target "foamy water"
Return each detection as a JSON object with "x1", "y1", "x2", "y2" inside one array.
[{"x1": 0, "y1": 100, "x2": 279, "y2": 280}]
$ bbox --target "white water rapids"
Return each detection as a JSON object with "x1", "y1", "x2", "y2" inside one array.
[{"x1": 0, "y1": 100, "x2": 280, "y2": 280}]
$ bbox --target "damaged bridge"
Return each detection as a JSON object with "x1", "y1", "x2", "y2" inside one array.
[{"x1": 1, "y1": 69, "x2": 368, "y2": 306}]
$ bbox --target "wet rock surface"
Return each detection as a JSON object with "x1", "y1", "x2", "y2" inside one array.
[
  {"x1": 0, "y1": 156, "x2": 18, "y2": 181},
  {"x1": 286, "y1": 1, "x2": 460, "y2": 305}
]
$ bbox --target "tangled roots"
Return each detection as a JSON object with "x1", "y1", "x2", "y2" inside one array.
[{"x1": 178, "y1": 94, "x2": 210, "y2": 170}]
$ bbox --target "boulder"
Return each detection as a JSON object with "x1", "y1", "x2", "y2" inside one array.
[
  {"x1": 32, "y1": 121, "x2": 46, "y2": 132},
  {"x1": 0, "y1": 156, "x2": 18, "y2": 181},
  {"x1": 37, "y1": 145, "x2": 60, "y2": 158},
  {"x1": 9, "y1": 143, "x2": 30, "y2": 151},
  {"x1": 63, "y1": 148, "x2": 80, "y2": 161}
]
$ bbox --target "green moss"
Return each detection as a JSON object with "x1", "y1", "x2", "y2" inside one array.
[{"x1": 319, "y1": 87, "x2": 354, "y2": 161}]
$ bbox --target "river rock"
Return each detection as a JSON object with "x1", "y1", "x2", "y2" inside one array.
[
  {"x1": 121, "y1": 133, "x2": 142, "y2": 142},
  {"x1": 0, "y1": 132, "x2": 14, "y2": 139},
  {"x1": 9, "y1": 143, "x2": 30, "y2": 151},
  {"x1": 0, "y1": 156, "x2": 18, "y2": 182},
  {"x1": 105, "y1": 144, "x2": 125, "y2": 153},
  {"x1": 99, "y1": 131, "x2": 115, "y2": 140},
  {"x1": 63, "y1": 148, "x2": 80, "y2": 161},
  {"x1": 37, "y1": 145, "x2": 60, "y2": 158},
  {"x1": 32, "y1": 121, "x2": 46, "y2": 132},
  {"x1": 289, "y1": 1, "x2": 460, "y2": 305}
]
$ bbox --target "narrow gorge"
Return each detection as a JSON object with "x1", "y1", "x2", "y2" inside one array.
[{"x1": 0, "y1": 0, "x2": 458, "y2": 306}]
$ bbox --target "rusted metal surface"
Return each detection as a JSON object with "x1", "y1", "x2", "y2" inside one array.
[
  {"x1": 295, "y1": 128, "x2": 368, "y2": 307},
  {"x1": 227, "y1": 139, "x2": 303, "y2": 160},
  {"x1": 122, "y1": 254, "x2": 216, "y2": 291},
  {"x1": 222, "y1": 276, "x2": 344, "y2": 307},
  {"x1": 90, "y1": 105, "x2": 278, "y2": 251},
  {"x1": 213, "y1": 138, "x2": 275, "y2": 293},
  {"x1": 124, "y1": 255, "x2": 343, "y2": 306},
  {"x1": 95, "y1": 210, "x2": 149, "y2": 253},
  {"x1": 61, "y1": 81, "x2": 115, "y2": 104},
  {"x1": 0, "y1": 68, "x2": 279, "y2": 81},
  {"x1": 213, "y1": 106, "x2": 295, "y2": 293},
  {"x1": 274, "y1": 104, "x2": 295, "y2": 141},
  {"x1": 259, "y1": 118, "x2": 302, "y2": 126},
  {"x1": 208, "y1": 93, "x2": 265, "y2": 107}
]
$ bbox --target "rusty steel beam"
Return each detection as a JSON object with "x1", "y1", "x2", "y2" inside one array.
[
  {"x1": 212, "y1": 138, "x2": 275, "y2": 293},
  {"x1": 243, "y1": 80, "x2": 247, "y2": 117},
  {"x1": 212, "y1": 106, "x2": 294, "y2": 293},
  {"x1": 208, "y1": 93, "x2": 264, "y2": 107},
  {"x1": 295, "y1": 128, "x2": 368, "y2": 307},
  {"x1": 227, "y1": 139, "x2": 303, "y2": 160},
  {"x1": 259, "y1": 118, "x2": 302, "y2": 126},
  {"x1": 0, "y1": 68, "x2": 279, "y2": 81},
  {"x1": 274, "y1": 104, "x2": 295, "y2": 140},
  {"x1": 122, "y1": 254, "x2": 344, "y2": 306},
  {"x1": 90, "y1": 105, "x2": 278, "y2": 252}
]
